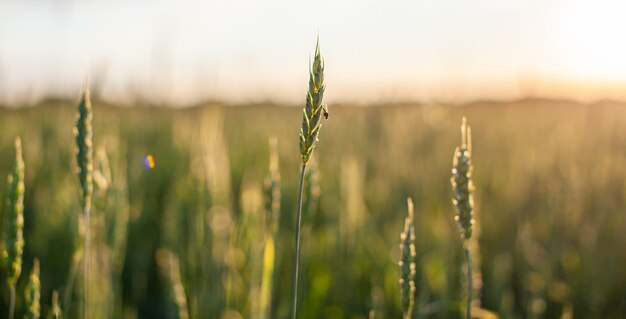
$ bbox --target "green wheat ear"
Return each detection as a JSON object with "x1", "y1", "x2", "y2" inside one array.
[
  {"x1": 73, "y1": 84, "x2": 93, "y2": 318},
  {"x1": 24, "y1": 258, "x2": 41, "y2": 319},
  {"x1": 3, "y1": 137, "x2": 25, "y2": 288},
  {"x1": 399, "y1": 197, "x2": 416, "y2": 319},
  {"x1": 292, "y1": 37, "x2": 328, "y2": 319},
  {"x1": 299, "y1": 37, "x2": 327, "y2": 164},
  {"x1": 451, "y1": 117, "x2": 477, "y2": 319},
  {"x1": 74, "y1": 86, "x2": 94, "y2": 208},
  {"x1": 451, "y1": 117, "x2": 474, "y2": 243}
]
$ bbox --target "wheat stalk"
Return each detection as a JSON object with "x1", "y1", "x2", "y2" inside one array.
[
  {"x1": 156, "y1": 249, "x2": 189, "y2": 319},
  {"x1": 292, "y1": 37, "x2": 327, "y2": 319},
  {"x1": 264, "y1": 136, "x2": 281, "y2": 235},
  {"x1": 3, "y1": 137, "x2": 24, "y2": 319},
  {"x1": 73, "y1": 84, "x2": 93, "y2": 318},
  {"x1": 24, "y1": 258, "x2": 41, "y2": 319},
  {"x1": 303, "y1": 155, "x2": 320, "y2": 217},
  {"x1": 399, "y1": 197, "x2": 416, "y2": 319},
  {"x1": 259, "y1": 235, "x2": 275, "y2": 319},
  {"x1": 260, "y1": 137, "x2": 281, "y2": 319},
  {"x1": 451, "y1": 117, "x2": 475, "y2": 319}
]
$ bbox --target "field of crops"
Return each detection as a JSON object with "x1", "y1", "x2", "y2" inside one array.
[{"x1": 1, "y1": 98, "x2": 626, "y2": 318}]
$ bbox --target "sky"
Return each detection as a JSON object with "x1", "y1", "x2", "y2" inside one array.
[{"x1": 2, "y1": 0, "x2": 626, "y2": 106}]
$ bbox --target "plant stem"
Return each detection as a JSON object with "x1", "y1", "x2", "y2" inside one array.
[
  {"x1": 63, "y1": 250, "x2": 81, "y2": 313},
  {"x1": 84, "y1": 203, "x2": 91, "y2": 319},
  {"x1": 465, "y1": 247, "x2": 472, "y2": 319},
  {"x1": 291, "y1": 164, "x2": 307, "y2": 319},
  {"x1": 9, "y1": 286, "x2": 15, "y2": 319}
]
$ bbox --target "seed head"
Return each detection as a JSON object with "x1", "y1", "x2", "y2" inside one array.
[
  {"x1": 3, "y1": 137, "x2": 25, "y2": 288},
  {"x1": 451, "y1": 117, "x2": 474, "y2": 243},
  {"x1": 74, "y1": 86, "x2": 93, "y2": 208},
  {"x1": 299, "y1": 38, "x2": 327, "y2": 164},
  {"x1": 399, "y1": 197, "x2": 416, "y2": 318},
  {"x1": 24, "y1": 258, "x2": 41, "y2": 319}
]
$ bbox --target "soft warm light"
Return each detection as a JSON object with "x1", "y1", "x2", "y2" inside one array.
[
  {"x1": 557, "y1": 1, "x2": 626, "y2": 82},
  {"x1": 3, "y1": 0, "x2": 626, "y2": 104}
]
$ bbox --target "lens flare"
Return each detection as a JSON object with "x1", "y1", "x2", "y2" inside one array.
[{"x1": 143, "y1": 154, "x2": 155, "y2": 170}]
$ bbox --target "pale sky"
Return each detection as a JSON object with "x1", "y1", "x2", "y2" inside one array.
[{"x1": 2, "y1": 0, "x2": 626, "y2": 106}]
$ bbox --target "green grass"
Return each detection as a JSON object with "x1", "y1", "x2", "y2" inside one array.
[{"x1": 0, "y1": 99, "x2": 626, "y2": 318}]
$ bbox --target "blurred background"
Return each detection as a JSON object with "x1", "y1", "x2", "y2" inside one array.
[
  {"x1": 4, "y1": 0, "x2": 626, "y2": 105},
  {"x1": 1, "y1": 1, "x2": 626, "y2": 318}
]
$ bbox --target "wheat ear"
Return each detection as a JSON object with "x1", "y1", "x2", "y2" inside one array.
[
  {"x1": 299, "y1": 37, "x2": 327, "y2": 165},
  {"x1": 3, "y1": 137, "x2": 24, "y2": 319},
  {"x1": 292, "y1": 37, "x2": 327, "y2": 319},
  {"x1": 73, "y1": 84, "x2": 93, "y2": 318},
  {"x1": 399, "y1": 197, "x2": 416, "y2": 319},
  {"x1": 451, "y1": 117, "x2": 475, "y2": 319},
  {"x1": 24, "y1": 258, "x2": 41, "y2": 319}
]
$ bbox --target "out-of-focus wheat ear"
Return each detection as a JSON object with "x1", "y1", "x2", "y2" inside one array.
[
  {"x1": 3, "y1": 137, "x2": 24, "y2": 319},
  {"x1": 399, "y1": 197, "x2": 416, "y2": 319},
  {"x1": 24, "y1": 258, "x2": 41, "y2": 319},
  {"x1": 73, "y1": 84, "x2": 93, "y2": 319},
  {"x1": 74, "y1": 85, "x2": 94, "y2": 209},
  {"x1": 263, "y1": 136, "x2": 281, "y2": 235},
  {"x1": 50, "y1": 291, "x2": 62, "y2": 319},
  {"x1": 3, "y1": 136, "x2": 25, "y2": 288},
  {"x1": 299, "y1": 37, "x2": 327, "y2": 165},
  {"x1": 451, "y1": 117, "x2": 477, "y2": 319},
  {"x1": 451, "y1": 117, "x2": 474, "y2": 243}
]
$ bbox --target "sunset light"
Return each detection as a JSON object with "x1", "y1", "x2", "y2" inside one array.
[
  {"x1": 3, "y1": 1, "x2": 626, "y2": 105},
  {"x1": 2, "y1": 1, "x2": 626, "y2": 318}
]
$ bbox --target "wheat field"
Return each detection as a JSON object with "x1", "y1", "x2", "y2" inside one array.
[{"x1": 0, "y1": 99, "x2": 625, "y2": 318}]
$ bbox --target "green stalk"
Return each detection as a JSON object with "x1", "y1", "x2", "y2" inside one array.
[
  {"x1": 259, "y1": 235, "x2": 275, "y2": 319},
  {"x1": 291, "y1": 164, "x2": 307, "y2": 319},
  {"x1": 465, "y1": 247, "x2": 472, "y2": 319},
  {"x1": 83, "y1": 196, "x2": 91, "y2": 319},
  {"x1": 9, "y1": 287, "x2": 15, "y2": 319}
]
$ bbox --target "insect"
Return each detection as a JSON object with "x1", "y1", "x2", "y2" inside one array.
[{"x1": 323, "y1": 106, "x2": 329, "y2": 119}]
